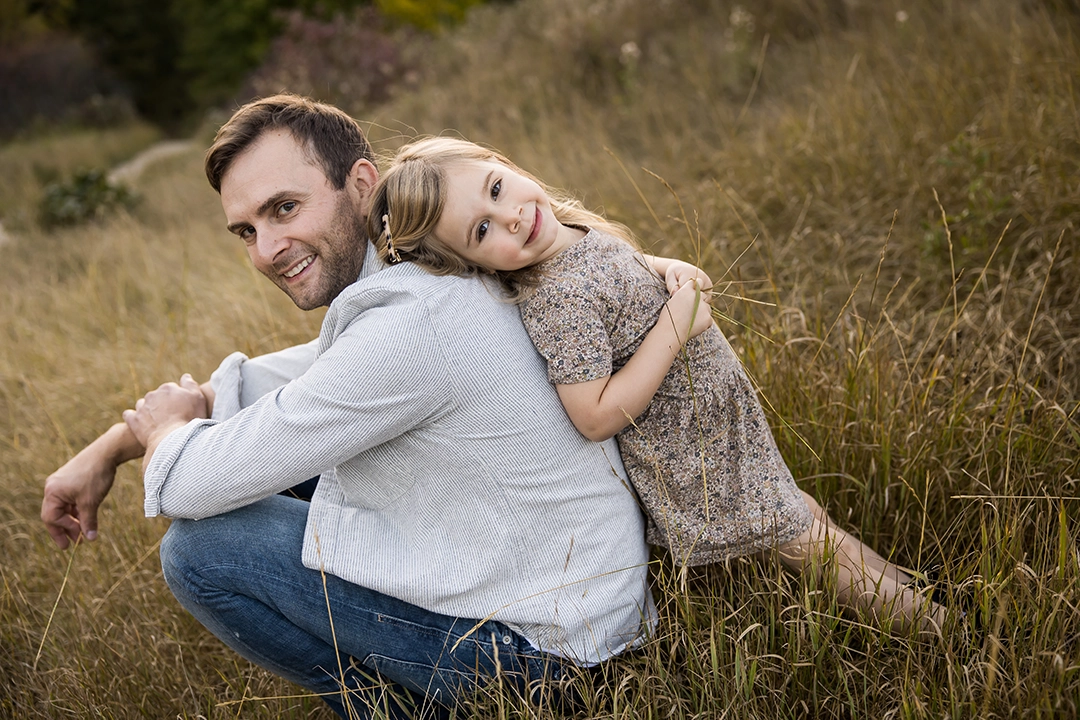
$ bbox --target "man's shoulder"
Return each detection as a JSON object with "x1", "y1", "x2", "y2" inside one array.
[
  {"x1": 324, "y1": 266, "x2": 512, "y2": 337},
  {"x1": 353, "y1": 265, "x2": 506, "y2": 303}
]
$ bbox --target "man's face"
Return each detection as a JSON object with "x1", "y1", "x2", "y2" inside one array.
[{"x1": 220, "y1": 129, "x2": 369, "y2": 310}]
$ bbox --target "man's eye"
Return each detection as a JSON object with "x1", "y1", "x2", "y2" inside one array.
[
  {"x1": 477, "y1": 220, "x2": 489, "y2": 242},
  {"x1": 277, "y1": 201, "x2": 297, "y2": 217},
  {"x1": 239, "y1": 226, "x2": 255, "y2": 243},
  {"x1": 490, "y1": 179, "x2": 501, "y2": 201}
]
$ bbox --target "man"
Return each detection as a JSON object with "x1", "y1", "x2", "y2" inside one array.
[{"x1": 43, "y1": 95, "x2": 653, "y2": 719}]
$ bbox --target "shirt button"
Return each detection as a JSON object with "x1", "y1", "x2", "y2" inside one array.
[{"x1": 502, "y1": 635, "x2": 512, "y2": 644}]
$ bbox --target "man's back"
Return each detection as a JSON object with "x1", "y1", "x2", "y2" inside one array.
[{"x1": 143, "y1": 260, "x2": 653, "y2": 664}]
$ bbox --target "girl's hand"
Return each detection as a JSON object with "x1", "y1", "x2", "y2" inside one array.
[
  {"x1": 663, "y1": 277, "x2": 714, "y2": 348},
  {"x1": 663, "y1": 260, "x2": 712, "y2": 296}
]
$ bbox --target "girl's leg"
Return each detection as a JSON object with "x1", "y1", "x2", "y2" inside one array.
[{"x1": 774, "y1": 491, "x2": 945, "y2": 634}]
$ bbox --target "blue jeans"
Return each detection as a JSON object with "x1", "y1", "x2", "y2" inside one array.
[{"x1": 159, "y1": 495, "x2": 577, "y2": 718}]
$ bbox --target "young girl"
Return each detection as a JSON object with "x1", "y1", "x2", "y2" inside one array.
[{"x1": 366, "y1": 137, "x2": 943, "y2": 632}]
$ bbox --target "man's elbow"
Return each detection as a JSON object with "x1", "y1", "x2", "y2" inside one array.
[{"x1": 156, "y1": 486, "x2": 218, "y2": 521}]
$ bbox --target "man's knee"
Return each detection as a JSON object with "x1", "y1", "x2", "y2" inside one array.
[{"x1": 159, "y1": 518, "x2": 205, "y2": 597}]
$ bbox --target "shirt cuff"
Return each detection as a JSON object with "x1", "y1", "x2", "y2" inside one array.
[
  {"x1": 142, "y1": 418, "x2": 215, "y2": 518},
  {"x1": 209, "y1": 352, "x2": 249, "y2": 422}
]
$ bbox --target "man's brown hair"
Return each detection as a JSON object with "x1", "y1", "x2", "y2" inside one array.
[{"x1": 205, "y1": 94, "x2": 375, "y2": 193}]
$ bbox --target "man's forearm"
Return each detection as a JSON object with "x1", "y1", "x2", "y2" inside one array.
[{"x1": 92, "y1": 422, "x2": 146, "y2": 466}]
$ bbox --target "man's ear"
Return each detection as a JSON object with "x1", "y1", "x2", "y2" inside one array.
[{"x1": 348, "y1": 158, "x2": 379, "y2": 218}]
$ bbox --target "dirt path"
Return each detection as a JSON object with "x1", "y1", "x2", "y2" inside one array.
[
  {"x1": 0, "y1": 139, "x2": 197, "y2": 248},
  {"x1": 107, "y1": 139, "x2": 196, "y2": 185}
]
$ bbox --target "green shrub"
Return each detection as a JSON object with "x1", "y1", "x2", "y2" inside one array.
[{"x1": 39, "y1": 168, "x2": 137, "y2": 228}]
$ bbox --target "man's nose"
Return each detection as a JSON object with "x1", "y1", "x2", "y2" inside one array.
[{"x1": 252, "y1": 225, "x2": 290, "y2": 265}]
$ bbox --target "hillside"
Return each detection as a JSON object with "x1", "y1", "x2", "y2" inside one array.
[{"x1": 2, "y1": 1, "x2": 1078, "y2": 717}]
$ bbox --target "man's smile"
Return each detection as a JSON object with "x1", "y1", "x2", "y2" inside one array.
[{"x1": 283, "y1": 254, "x2": 316, "y2": 279}]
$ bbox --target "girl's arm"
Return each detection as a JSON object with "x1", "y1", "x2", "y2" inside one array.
[
  {"x1": 642, "y1": 255, "x2": 713, "y2": 295},
  {"x1": 555, "y1": 279, "x2": 714, "y2": 442}
]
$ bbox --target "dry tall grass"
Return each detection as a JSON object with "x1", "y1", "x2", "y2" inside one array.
[{"x1": 2, "y1": 0, "x2": 1078, "y2": 717}]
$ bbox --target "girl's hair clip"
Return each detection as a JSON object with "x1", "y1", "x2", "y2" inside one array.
[{"x1": 382, "y1": 213, "x2": 401, "y2": 263}]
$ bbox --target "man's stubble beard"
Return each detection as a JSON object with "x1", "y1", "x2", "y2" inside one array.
[{"x1": 276, "y1": 195, "x2": 369, "y2": 311}]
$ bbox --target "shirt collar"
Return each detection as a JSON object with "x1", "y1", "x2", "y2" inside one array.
[{"x1": 358, "y1": 239, "x2": 388, "y2": 281}]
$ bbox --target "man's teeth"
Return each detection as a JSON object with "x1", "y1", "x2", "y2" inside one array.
[{"x1": 283, "y1": 256, "x2": 315, "y2": 278}]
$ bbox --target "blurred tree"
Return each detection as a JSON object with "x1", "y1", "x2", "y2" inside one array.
[
  {"x1": 62, "y1": 0, "x2": 192, "y2": 129},
  {"x1": 1, "y1": 0, "x2": 62, "y2": 41},
  {"x1": 173, "y1": 0, "x2": 373, "y2": 109},
  {"x1": 0, "y1": 0, "x2": 29, "y2": 40},
  {"x1": 1, "y1": 0, "x2": 132, "y2": 137},
  {"x1": 12, "y1": 0, "x2": 494, "y2": 131},
  {"x1": 375, "y1": 0, "x2": 482, "y2": 30}
]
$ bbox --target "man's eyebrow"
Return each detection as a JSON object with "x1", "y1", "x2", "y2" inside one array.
[{"x1": 226, "y1": 191, "x2": 292, "y2": 234}]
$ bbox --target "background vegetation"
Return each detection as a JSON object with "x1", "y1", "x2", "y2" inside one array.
[
  {"x1": 2, "y1": 0, "x2": 1078, "y2": 717},
  {"x1": 0, "y1": 0, "x2": 479, "y2": 132}
]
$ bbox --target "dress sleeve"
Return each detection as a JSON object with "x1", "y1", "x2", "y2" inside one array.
[{"x1": 520, "y1": 278, "x2": 614, "y2": 385}]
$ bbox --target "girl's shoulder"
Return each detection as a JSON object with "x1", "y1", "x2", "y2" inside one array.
[
  {"x1": 546, "y1": 227, "x2": 638, "y2": 269},
  {"x1": 523, "y1": 228, "x2": 656, "y2": 310}
]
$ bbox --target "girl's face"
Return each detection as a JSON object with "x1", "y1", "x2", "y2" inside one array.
[{"x1": 433, "y1": 160, "x2": 580, "y2": 272}]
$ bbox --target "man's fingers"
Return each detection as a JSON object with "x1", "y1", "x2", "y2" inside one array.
[
  {"x1": 45, "y1": 515, "x2": 80, "y2": 549},
  {"x1": 179, "y1": 373, "x2": 199, "y2": 390},
  {"x1": 79, "y1": 503, "x2": 100, "y2": 541},
  {"x1": 46, "y1": 526, "x2": 71, "y2": 550}
]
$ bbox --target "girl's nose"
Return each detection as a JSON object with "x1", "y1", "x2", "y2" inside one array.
[{"x1": 504, "y1": 204, "x2": 523, "y2": 233}]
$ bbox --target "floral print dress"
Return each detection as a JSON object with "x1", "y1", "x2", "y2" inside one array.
[{"x1": 520, "y1": 229, "x2": 812, "y2": 566}]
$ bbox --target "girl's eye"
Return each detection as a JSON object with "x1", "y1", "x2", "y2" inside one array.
[
  {"x1": 490, "y1": 179, "x2": 501, "y2": 201},
  {"x1": 276, "y1": 201, "x2": 297, "y2": 217},
  {"x1": 477, "y1": 220, "x2": 489, "y2": 242}
]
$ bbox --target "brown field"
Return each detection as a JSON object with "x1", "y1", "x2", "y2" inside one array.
[{"x1": 2, "y1": 1, "x2": 1078, "y2": 717}]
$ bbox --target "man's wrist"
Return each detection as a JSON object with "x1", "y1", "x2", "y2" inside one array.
[
  {"x1": 142, "y1": 419, "x2": 192, "y2": 468},
  {"x1": 97, "y1": 422, "x2": 145, "y2": 466},
  {"x1": 147, "y1": 421, "x2": 188, "y2": 450}
]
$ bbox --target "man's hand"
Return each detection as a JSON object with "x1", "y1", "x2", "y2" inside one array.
[
  {"x1": 42, "y1": 423, "x2": 144, "y2": 549},
  {"x1": 123, "y1": 374, "x2": 208, "y2": 468}
]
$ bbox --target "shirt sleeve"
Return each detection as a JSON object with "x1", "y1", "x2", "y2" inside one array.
[
  {"x1": 520, "y1": 279, "x2": 614, "y2": 385},
  {"x1": 208, "y1": 339, "x2": 322, "y2": 421},
  {"x1": 145, "y1": 302, "x2": 453, "y2": 519}
]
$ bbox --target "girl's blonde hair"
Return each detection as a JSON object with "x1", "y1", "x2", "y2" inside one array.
[{"x1": 366, "y1": 136, "x2": 637, "y2": 300}]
